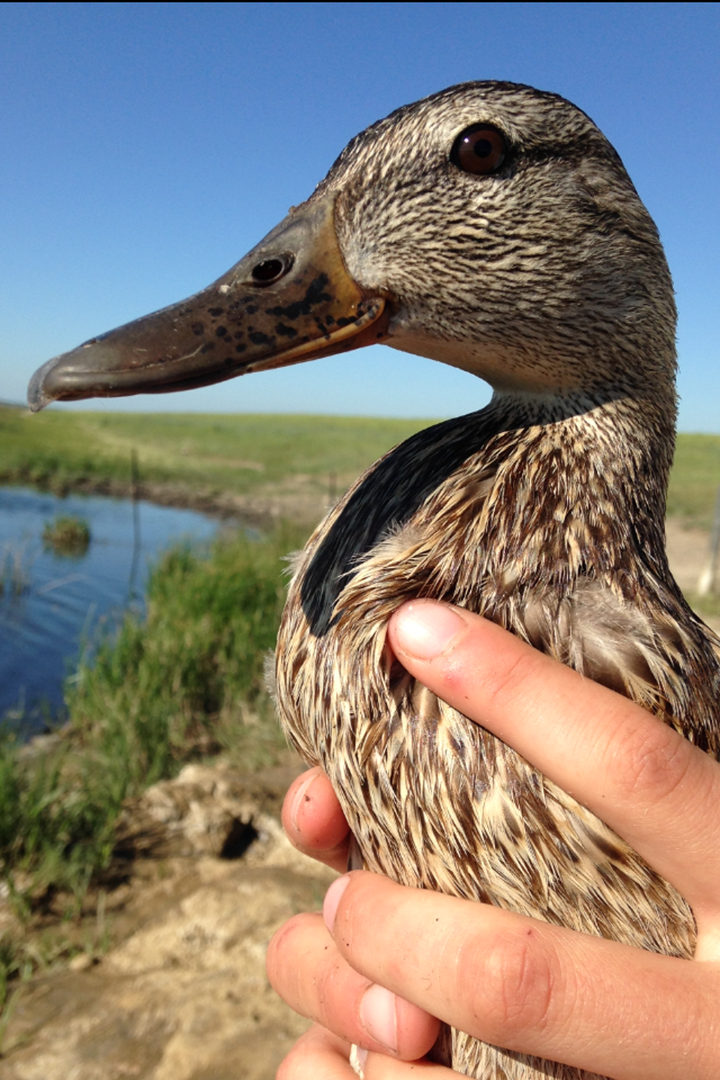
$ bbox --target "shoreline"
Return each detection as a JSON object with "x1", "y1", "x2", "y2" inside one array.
[{"x1": 0, "y1": 473, "x2": 333, "y2": 530}]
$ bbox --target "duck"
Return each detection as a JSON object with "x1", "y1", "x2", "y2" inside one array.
[{"x1": 28, "y1": 81, "x2": 720, "y2": 1080}]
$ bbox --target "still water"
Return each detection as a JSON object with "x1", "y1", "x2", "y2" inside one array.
[{"x1": 0, "y1": 486, "x2": 219, "y2": 736}]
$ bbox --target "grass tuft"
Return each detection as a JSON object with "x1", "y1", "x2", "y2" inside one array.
[{"x1": 42, "y1": 516, "x2": 91, "y2": 556}]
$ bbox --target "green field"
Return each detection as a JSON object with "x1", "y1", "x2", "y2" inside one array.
[
  {"x1": 2, "y1": 404, "x2": 719, "y2": 525},
  {"x1": 0, "y1": 406, "x2": 434, "y2": 507},
  {"x1": 665, "y1": 433, "x2": 720, "y2": 526}
]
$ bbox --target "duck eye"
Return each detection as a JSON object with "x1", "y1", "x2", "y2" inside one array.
[{"x1": 450, "y1": 124, "x2": 507, "y2": 176}]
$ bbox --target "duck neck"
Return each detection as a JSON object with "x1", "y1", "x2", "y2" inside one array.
[
  {"x1": 477, "y1": 387, "x2": 676, "y2": 587},
  {"x1": 297, "y1": 380, "x2": 676, "y2": 637}
]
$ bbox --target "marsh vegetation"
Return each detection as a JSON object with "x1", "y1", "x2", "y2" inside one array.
[{"x1": 1, "y1": 525, "x2": 302, "y2": 884}]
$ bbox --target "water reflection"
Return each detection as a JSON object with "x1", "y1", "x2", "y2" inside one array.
[{"x1": 0, "y1": 487, "x2": 219, "y2": 736}]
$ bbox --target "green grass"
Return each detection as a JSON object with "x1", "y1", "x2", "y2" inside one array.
[
  {"x1": 684, "y1": 590, "x2": 720, "y2": 623},
  {"x1": 666, "y1": 434, "x2": 720, "y2": 528},
  {"x1": 3, "y1": 404, "x2": 719, "y2": 524},
  {"x1": 0, "y1": 524, "x2": 306, "y2": 915},
  {"x1": 67, "y1": 523, "x2": 303, "y2": 781},
  {"x1": 42, "y1": 516, "x2": 91, "y2": 556},
  {"x1": 3, "y1": 424, "x2": 713, "y2": 904},
  {"x1": 0, "y1": 405, "x2": 435, "y2": 502}
]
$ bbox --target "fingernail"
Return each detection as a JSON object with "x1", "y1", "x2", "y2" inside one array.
[
  {"x1": 393, "y1": 601, "x2": 466, "y2": 660},
  {"x1": 288, "y1": 769, "x2": 320, "y2": 834},
  {"x1": 360, "y1": 983, "x2": 398, "y2": 1053},
  {"x1": 323, "y1": 874, "x2": 350, "y2": 933}
]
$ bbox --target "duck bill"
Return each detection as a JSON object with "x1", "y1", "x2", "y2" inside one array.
[{"x1": 28, "y1": 196, "x2": 389, "y2": 412}]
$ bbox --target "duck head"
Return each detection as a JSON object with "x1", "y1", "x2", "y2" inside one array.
[{"x1": 28, "y1": 81, "x2": 675, "y2": 414}]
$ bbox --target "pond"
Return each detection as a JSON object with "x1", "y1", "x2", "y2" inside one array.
[{"x1": 0, "y1": 486, "x2": 220, "y2": 738}]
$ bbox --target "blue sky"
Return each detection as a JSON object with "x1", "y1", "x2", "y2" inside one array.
[{"x1": 1, "y1": 2, "x2": 718, "y2": 429}]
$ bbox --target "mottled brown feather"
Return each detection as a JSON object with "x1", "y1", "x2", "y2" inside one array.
[{"x1": 270, "y1": 82, "x2": 720, "y2": 1079}]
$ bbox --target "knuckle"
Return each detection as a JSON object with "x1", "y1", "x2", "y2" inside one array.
[
  {"x1": 268, "y1": 911, "x2": 306, "y2": 954},
  {"x1": 266, "y1": 913, "x2": 313, "y2": 986},
  {"x1": 476, "y1": 649, "x2": 540, "y2": 712},
  {"x1": 476, "y1": 929, "x2": 557, "y2": 1040},
  {"x1": 611, "y1": 719, "x2": 692, "y2": 806}
]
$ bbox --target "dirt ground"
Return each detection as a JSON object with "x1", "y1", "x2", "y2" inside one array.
[
  {"x1": 0, "y1": 757, "x2": 327, "y2": 1080},
  {"x1": 666, "y1": 518, "x2": 720, "y2": 632},
  {"x1": 0, "y1": 521, "x2": 717, "y2": 1080}
]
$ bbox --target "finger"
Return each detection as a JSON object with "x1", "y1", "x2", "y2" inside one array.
[
  {"x1": 365, "y1": 1051, "x2": 457, "y2": 1078},
  {"x1": 267, "y1": 911, "x2": 441, "y2": 1061},
  {"x1": 277, "y1": 1025, "x2": 355, "y2": 1080},
  {"x1": 387, "y1": 601, "x2": 720, "y2": 923},
  {"x1": 277, "y1": 1025, "x2": 457, "y2": 1080},
  {"x1": 325, "y1": 872, "x2": 720, "y2": 1080},
  {"x1": 282, "y1": 766, "x2": 351, "y2": 874}
]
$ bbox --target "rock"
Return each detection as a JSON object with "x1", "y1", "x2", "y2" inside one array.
[
  {"x1": 114, "y1": 762, "x2": 271, "y2": 860},
  {"x1": 67, "y1": 953, "x2": 95, "y2": 973}
]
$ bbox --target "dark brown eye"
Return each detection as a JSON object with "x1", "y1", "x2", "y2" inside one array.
[{"x1": 450, "y1": 124, "x2": 507, "y2": 176}]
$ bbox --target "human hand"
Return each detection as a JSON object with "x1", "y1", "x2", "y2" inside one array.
[{"x1": 267, "y1": 600, "x2": 720, "y2": 1078}]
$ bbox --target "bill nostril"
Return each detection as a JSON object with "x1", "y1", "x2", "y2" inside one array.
[{"x1": 250, "y1": 254, "x2": 294, "y2": 285}]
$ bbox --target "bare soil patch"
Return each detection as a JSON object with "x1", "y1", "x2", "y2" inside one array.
[
  {"x1": 0, "y1": 754, "x2": 331, "y2": 1080},
  {"x1": 666, "y1": 519, "x2": 720, "y2": 633}
]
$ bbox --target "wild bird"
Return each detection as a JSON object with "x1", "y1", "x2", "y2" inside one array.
[{"x1": 29, "y1": 82, "x2": 720, "y2": 1079}]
